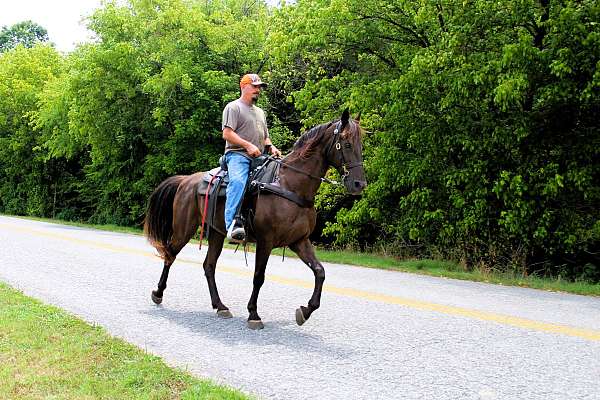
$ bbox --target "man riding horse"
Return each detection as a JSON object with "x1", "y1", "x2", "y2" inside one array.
[
  {"x1": 144, "y1": 75, "x2": 366, "y2": 329},
  {"x1": 222, "y1": 73, "x2": 281, "y2": 243}
]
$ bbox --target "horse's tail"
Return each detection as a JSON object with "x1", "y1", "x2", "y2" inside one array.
[{"x1": 144, "y1": 175, "x2": 185, "y2": 260}]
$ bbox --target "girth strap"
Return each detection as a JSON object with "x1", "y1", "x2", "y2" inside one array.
[{"x1": 251, "y1": 182, "x2": 314, "y2": 208}]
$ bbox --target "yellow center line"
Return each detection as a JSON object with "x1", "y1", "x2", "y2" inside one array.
[{"x1": 3, "y1": 222, "x2": 600, "y2": 342}]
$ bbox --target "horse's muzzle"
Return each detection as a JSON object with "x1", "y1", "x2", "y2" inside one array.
[{"x1": 344, "y1": 176, "x2": 367, "y2": 195}]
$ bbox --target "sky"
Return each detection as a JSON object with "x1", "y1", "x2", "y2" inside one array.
[
  {"x1": 0, "y1": 0, "x2": 282, "y2": 53},
  {"x1": 0, "y1": 0, "x2": 103, "y2": 53}
]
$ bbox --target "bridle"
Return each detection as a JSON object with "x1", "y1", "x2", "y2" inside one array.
[
  {"x1": 268, "y1": 120, "x2": 362, "y2": 186},
  {"x1": 325, "y1": 121, "x2": 364, "y2": 178}
]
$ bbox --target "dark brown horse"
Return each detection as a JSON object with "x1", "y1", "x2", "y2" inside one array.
[{"x1": 144, "y1": 109, "x2": 366, "y2": 329}]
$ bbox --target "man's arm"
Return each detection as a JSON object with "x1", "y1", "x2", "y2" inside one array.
[
  {"x1": 223, "y1": 127, "x2": 261, "y2": 157},
  {"x1": 264, "y1": 137, "x2": 282, "y2": 158}
]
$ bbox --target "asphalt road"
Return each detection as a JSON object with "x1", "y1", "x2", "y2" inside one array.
[{"x1": 1, "y1": 215, "x2": 599, "y2": 400}]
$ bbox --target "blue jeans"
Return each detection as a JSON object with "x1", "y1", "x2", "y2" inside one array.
[{"x1": 224, "y1": 151, "x2": 251, "y2": 230}]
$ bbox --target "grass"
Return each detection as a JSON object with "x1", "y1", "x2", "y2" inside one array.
[
  {"x1": 0, "y1": 282, "x2": 252, "y2": 400},
  {"x1": 282, "y1": 249, "x2": 600, "y2": 296},
  {"x1": 8, "y1": 214, "x2": 600, "y2": 297}
]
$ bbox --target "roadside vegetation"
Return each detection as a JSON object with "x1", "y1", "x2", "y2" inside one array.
[
  {"x1": 13, "y1": 215, "x2": 600, "y2": 297},
  {"x1": 0, "y1": 282, "x2": 251, "y2": 400},
  {"x1": 0, "y1": 0, "x2": 598, "y2": 286}
]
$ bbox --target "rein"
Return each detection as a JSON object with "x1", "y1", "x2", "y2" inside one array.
[
  {"x1": 268, "y1": 156, "x2": 341, "y2": 185},
  {"x1": 268, "y1": 121, "x2": 362, "y2": 186}
]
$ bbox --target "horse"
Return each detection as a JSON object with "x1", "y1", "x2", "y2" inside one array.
[{"x1": 143, "y1": 109, "x2": 367, "y2": 329}]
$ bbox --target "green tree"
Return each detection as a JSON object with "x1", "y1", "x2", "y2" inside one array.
[
  {"x1": 0, "y1": 44, "x2": 63, "y2": 215},
  {"x1": 0, "y1": 20, "x2": 49, "y2": 52},
  {"x1": 267, "y1": 0, "x2": 600, "y2": 280},
  {"x1": 7, "y1": 0, "x2": 596, "y2": 281},
  {"x1": 35, "y1": 0, "x2": 271, "y2": 225}
]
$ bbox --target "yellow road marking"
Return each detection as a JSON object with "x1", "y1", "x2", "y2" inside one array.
[{"x1": 3, "y1": 222, "x2": 600, "y2": 342}]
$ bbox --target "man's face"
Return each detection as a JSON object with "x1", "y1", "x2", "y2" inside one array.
[{"x1": 242, "y1": 83, "x2": 262, "y2": 103}]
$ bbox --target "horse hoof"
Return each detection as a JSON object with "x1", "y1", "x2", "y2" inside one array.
[
  {"x1": 151, "y1": 290, "x2": 163, "y2": 305},
  {"x1": 247, "y1": 320, "x2": 264, "y2": 330},
  {"x1": 217, "y1": 309, "x2": 233, "y2": 319},
  {"x1": 295, "y1": 307, "x2": 306, "y2": 326}
]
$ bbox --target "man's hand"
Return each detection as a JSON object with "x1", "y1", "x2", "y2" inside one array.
[
  {"x1": 245, "y1": 143, "x2": 261, "y2": 157},
  {"x1": 270, "y1": 145, "x2": 282, "y2": 158}
]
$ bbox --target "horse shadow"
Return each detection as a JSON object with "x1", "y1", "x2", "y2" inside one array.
[{"x1": 142, "y1": 306, "x2": 355, "y2": 360}]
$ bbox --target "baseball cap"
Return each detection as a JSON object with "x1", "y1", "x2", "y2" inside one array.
[{"x1": 240, "y1": 73, "x2": 267, "y2": 87}]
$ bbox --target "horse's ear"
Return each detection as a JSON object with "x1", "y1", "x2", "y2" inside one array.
[
  {"x1": 355, "y1": 111, "x2": 361, "y2": 123},
  {"x1": 341, "y1": 108, "x2": 350, "y2": 124}
]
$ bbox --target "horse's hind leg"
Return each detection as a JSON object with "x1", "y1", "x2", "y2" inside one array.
[
  {"x1": 150, "y1": 240, "x2": 188, "y2": 304},
  {"x1": 289, "y1": 238, "x2": 325, "y2": 325},
  {"x1": 203, "y1": 232, "x2": 232, "y2": 318},
  {"x1": 151, "y1": 258, "x2": 174, "y2": 304},
  {"x1": 151, "y1": 185, "x2": 199, "y2": 305}
]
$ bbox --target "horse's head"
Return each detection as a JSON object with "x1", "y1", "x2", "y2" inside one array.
[{"x1": 326, "y1": 109, "x2": 367, "y2": 195}]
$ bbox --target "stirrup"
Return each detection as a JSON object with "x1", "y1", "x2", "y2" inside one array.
[{"x1": 227, "y1": 222, "x2": 245, "y2": 243}]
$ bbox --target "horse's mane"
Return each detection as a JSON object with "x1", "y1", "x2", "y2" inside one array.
[
  {"x1": 289, "y1": 119, "x2": 363, "y2": 160},
  {"x1": 291, "y1": 122, "x2": 333, "y2": 158}
]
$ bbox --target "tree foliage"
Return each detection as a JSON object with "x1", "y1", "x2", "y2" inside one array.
[
  {"x1": 267, "y1": 0, "x2": 599, "y2": 279},
  {"x1": 0, "y1": 20, "x2": 49, "y2": 52},
  {"x1": 0, "y1": 0, "x2": 598, "y2": 281},
  {"x1": 34, "y1": 0, "x2": 269, "y2": 225},
  {"x1": 0, "y1": 44, "x2": 63, "y2": 216}
]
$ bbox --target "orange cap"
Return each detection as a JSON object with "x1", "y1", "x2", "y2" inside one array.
[{"x1": 240, "y1": 73, "x2": 267, "y2": 87}]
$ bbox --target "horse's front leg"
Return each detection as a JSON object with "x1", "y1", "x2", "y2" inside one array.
[
  {"x1": 203, "y1": 231, "x2": 232, "y2": 318},
  {"x1": 289, "y1": 238, "x2": 325, "y2": 325},
  {"x1": 247, "y1": 240, "x2": 272, "y2": 330}
]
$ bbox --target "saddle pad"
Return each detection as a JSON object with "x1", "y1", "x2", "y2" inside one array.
[
  {"x1": 197, "y1": 169, "x2": 227, "y2": 197},
  {"x1": 202, "y1": 167, "x2": 229, "y2": 184}
]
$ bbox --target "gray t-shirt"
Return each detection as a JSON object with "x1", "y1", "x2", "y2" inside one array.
[{"x1": 222, "y1": 99, "x2": 269, "y2": 153}]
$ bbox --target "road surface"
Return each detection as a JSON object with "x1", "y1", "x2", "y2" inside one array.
[{"x1": 0, "y1": 216, "x2": 599, "y2": 399}]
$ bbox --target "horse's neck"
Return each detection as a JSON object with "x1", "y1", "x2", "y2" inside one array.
[{"x1": 279, "y1": 151, "x2": 328, "y2": 201}]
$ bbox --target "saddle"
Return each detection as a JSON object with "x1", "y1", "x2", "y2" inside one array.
[
  {"x1": 197, "y1": 156, "x2": 280, "y2": 238},
  {"x1": 197, "y1": 155, "x2": 316, "y2": 239},
  {"x1": 197, "y1": 156, "x2": 280, "y2": 197}
]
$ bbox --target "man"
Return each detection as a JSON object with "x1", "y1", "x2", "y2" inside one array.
[{"x1": 222, "y1": 73, "x2": 281, "y2": 242}]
